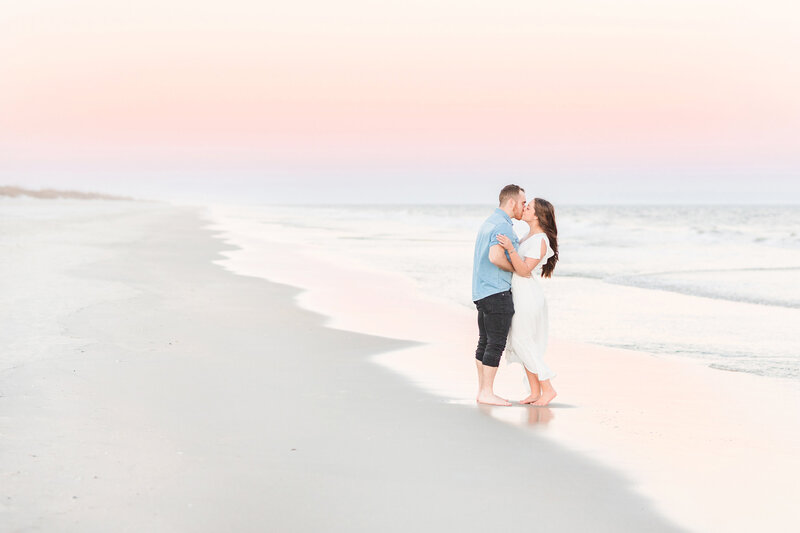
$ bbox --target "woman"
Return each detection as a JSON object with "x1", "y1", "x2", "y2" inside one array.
[{"x1": 496, "y1": 198, "x2": 559, "y2": 406}]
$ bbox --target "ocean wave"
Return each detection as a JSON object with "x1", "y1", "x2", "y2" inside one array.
[
  {"x1": 601, "y1": 342, "x2": 799, "y2": 380},
  {"x1": 708, "y1": 363, "x2": 799, "y2": 380},
  {"x1": 560, "y1": 267, "x2": 800, "y2": 309}
]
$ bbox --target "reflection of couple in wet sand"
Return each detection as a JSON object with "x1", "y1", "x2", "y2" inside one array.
[
  {"x1": 472, "y1": 185, "x2": 559, "y2": 407},
  {"x1": 477, "y1": 402, "x2": 555, "y2": 427}
]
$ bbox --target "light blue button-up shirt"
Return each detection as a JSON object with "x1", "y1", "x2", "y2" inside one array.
[{"x1": 472, "y1": 208, "x2": 519, "y2": 302}]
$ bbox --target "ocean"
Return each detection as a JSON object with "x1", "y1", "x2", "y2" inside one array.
[{"x1": 206, "y1": 203, "x2": 800, "y2": 381}]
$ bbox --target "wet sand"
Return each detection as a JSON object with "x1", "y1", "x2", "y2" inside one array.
[
  {"x1": 207, "y1": 203, "x2": 800, "y2": 533},
  {"x1": 1, "y1": 198, "x2": 685, "y2": 532}
]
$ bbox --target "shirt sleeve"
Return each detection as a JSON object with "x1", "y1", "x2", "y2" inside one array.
[
  {"x1": 519, "y1": 236, "x2": 547, "y2": 261},
  {"x1": 536, "y1": 236, "x2": 552, "y2": 260},
  {"x1": 489, "y1": 223, "x2": 516, "y2": 248},
  {"x1": 537, "y1": 236, "x2": 546, "y2": 259}
]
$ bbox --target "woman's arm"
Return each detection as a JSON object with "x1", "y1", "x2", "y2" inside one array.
[{"x1": 497, "y1": 235, "x2": 546, "y2": 277}]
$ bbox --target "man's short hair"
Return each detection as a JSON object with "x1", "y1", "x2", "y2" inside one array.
[{"x1": 499, "y1": 184, "x2": 525, "y2": 205}]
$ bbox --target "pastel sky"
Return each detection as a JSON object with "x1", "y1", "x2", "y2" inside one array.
[{"x1": 2, "y1": 1, "x2": 799, "y2": 203}]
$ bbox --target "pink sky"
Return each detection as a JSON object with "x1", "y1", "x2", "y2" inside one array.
[{"x1": 2, "y1": 1, "x2": 799, "y2": 202}]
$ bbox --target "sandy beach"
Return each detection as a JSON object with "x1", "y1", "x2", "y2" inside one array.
[{"x1": 0, "y1": 198, "x2": 692, "y2": 532}]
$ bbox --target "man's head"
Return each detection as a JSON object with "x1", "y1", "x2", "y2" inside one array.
[{"x1": 498, "y1": 184, "x2": 526, "y2": 220}]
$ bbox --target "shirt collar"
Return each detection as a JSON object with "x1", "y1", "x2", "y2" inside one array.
[{"x1": 494, "y1": 207, "x2": 512, "y2": 224}]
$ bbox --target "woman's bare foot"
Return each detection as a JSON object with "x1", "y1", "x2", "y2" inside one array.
[
  {"x1": 477, "y1": 392, "x2": 512, "y2": 406},
  {"x1": 522, "y1": 369, "x2": 541, "y2": 405},
  {"x1": 519, "y1": 394, "x2": 540, "y2": 404},
  {"x1": 532, "y1": 388, "x2": 556, "y2": 406}
]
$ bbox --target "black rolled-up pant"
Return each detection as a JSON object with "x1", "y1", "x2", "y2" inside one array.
[{"x1": 474, "y1": 290, "x2": 515, "y2": 368}]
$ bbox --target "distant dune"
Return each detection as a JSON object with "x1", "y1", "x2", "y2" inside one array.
[{"x1": 0, "y1": 185, "x2": 134, "y2": 201}]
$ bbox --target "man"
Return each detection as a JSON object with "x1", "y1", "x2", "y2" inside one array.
[{"x1": 472, "y1": 184, "x2": 526, "y2": 406}]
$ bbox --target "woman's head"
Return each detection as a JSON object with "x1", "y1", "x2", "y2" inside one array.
[
  {"x1": 532, "y1": 198, "x2": 559, "y2": 278},
  {"x1": 521, "y1": 198, "x2": 554, "y2": 225},
  {"x1": 521, "y1": 201, "x2": 537, "y2": 223}
]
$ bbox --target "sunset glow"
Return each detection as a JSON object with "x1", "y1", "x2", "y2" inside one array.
[{"x1": 2, "y1": 1, "x2": 799, "y2": 202}]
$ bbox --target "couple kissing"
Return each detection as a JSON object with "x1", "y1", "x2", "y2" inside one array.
[{"x1": 472, "y1": 184, "x2": 559, "y2": 407}]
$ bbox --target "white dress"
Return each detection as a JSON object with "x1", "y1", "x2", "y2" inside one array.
[{"x1": 504, "y1": 233, "x2": 556, "y2": 380}]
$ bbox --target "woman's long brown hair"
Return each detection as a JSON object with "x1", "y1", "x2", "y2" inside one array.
[{"x1": 534, "y1": 198, "x2": 558, "y2": 278}]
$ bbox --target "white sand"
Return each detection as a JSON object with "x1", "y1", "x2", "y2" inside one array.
[
  {"x1": 207, "y1": 204, "x2": 800, "y2": 533},
  {"x1": 1, "y1": 198, "x2": 686, "y2": 532}
]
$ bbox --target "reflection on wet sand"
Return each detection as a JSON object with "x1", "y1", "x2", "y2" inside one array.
[
  {"x1": 525, "y1": 405, "x2": 554, "y2": 426},
  {"x1": 477, "y1": 403, "x2": 554, "y2": 427}
]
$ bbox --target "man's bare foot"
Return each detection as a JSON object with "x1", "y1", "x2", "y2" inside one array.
[
  {"x1": 532, "y1": 389, "x2": 556, "y2": 406},
  {"x1": 481, "y1": 393, "x2": 509, "y2": 402},
  {"x1": 477, "y1": 392, "x2": 512, "y2": 406},
  {"x1": 519, "y1": 394, "x2": 541, "y2": 404}
]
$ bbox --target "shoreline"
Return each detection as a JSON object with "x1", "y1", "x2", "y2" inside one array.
[
  {"x1": 204, "y1": 202, "x2": 800, "y2": 533},
  {"x1": 1, "y1": 198, "x2": 686, "y2": 532},
  {"x1": 195, "y1": 202, "x2": 800, "y2": 382}
]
